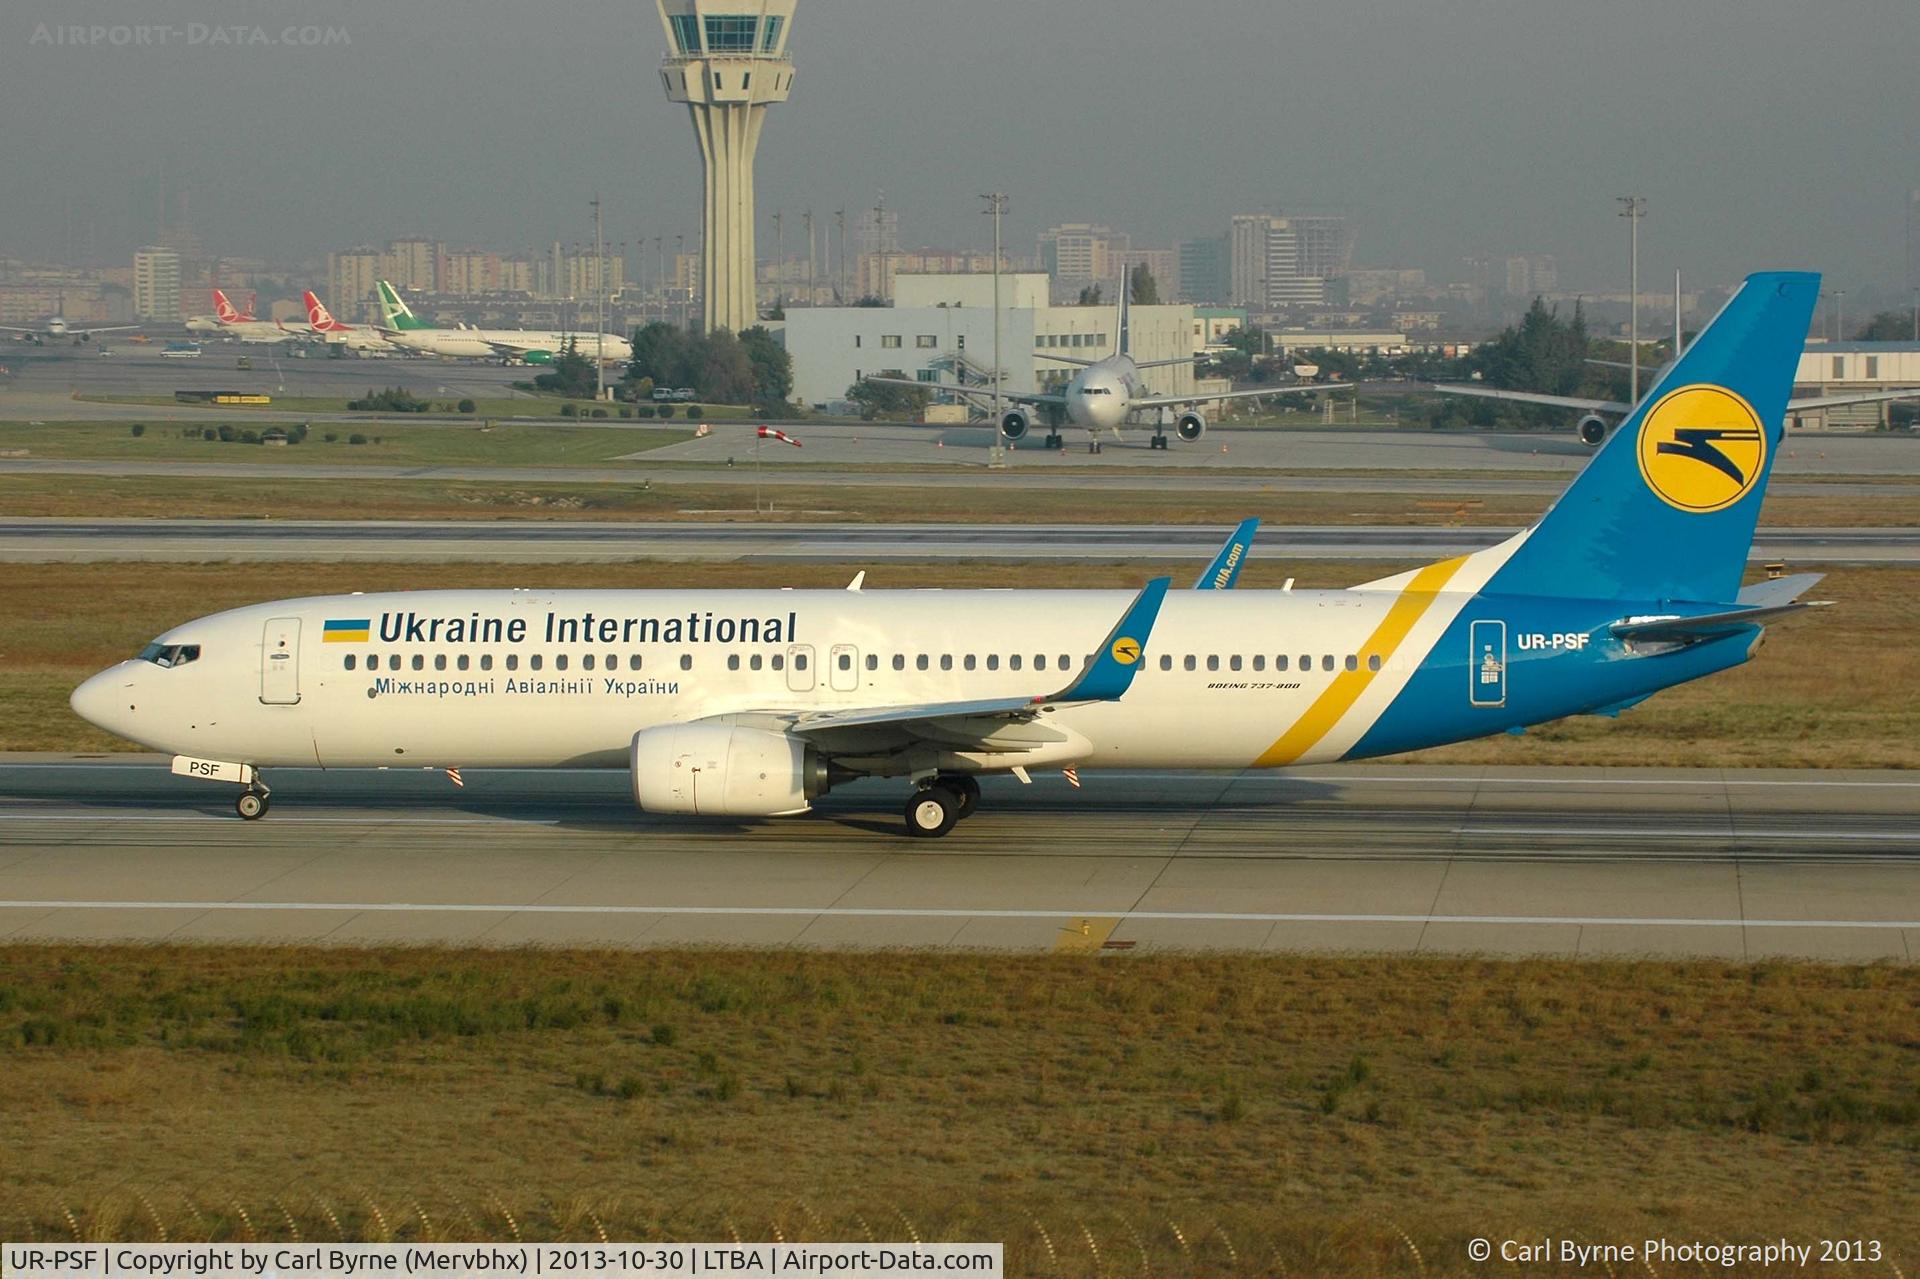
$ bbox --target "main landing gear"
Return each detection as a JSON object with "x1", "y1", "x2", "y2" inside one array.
[
  {"x1": 903, "y1": 774, "x2": 982, "y2": 838},
  {"x1": 1043, "y1": 431, "x2": 1064, "y2": 450},
  {"x1": 235, "y1": 777, "x2": 271, "y2": 820},
  {"x1": 1148, "y1": 433, "x2": 1169, "y2": 450},
  {"x1": 1087, "y1": 439, "x2": 1103, "y2": 454}
]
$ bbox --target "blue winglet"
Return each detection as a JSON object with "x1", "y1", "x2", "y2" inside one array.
[
  {"x1": 1193, "y1": 518, "x2": 1258, "y2": 590},
  {"x1": 1049, "y1": 577, "x2": 1172, "y2": 702}
]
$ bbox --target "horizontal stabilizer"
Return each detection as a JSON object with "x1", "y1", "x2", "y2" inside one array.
[
  {"x1": 1735, "y1": 572, "x2": 1825, "y2": 609},
  {"x1": 1610, "y1": 599, "x2": 1831, "y2": 643}
]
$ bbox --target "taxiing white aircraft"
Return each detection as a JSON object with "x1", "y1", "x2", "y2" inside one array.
[
  {"x1": 374, "y1": 281, "x2": 633, "y2": 364},
  {"x1": 868, "y1": 284, "x2": 1346, "y2": 453},
  {"x1": 71, "y1": 272, "x2": 1832, "y2": 837},
  {"x1": 1, "y1": 309, "x2": 139, "y2": 342}
]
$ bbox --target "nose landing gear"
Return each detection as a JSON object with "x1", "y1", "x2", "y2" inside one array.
[{"x1": 235, "y1": 779, "x2": 271, "y2": 820}]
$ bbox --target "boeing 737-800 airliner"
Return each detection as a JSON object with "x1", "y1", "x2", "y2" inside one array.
[{"x1": 72, "y1": 273, "x2": 1828, "y2": 836}]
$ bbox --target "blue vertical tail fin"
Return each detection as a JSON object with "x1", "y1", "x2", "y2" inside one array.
[{"x1": 1484, "y1": 271, "x2": 1818, "y2": 605}]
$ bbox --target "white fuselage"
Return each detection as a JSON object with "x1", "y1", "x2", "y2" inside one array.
[
  {"x1": 387, "y1": 328, "x2": 634, "y2": 363},
  {"x1": 217, "y1": 318, "x2": 300, "y2": 344},
  {"x1": 1059, "y1": 355, "x2": 1146, "y2": 431},
  {"x1": 71, "y1": 585, "x2": 1468, "y2": 775}
]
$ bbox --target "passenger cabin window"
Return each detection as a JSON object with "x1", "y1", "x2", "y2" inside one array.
[
  {"x1": 1159, "y1": 655, "x2": 1172, "y2": 671},
  {"x1": 964, "y1": 655, "x2": 977, "y2": 671},
  {"x1": 1322, "y1": 655, "x2": 1335, "y2": 671},
  {"x1": 1277, "y1": 655, "x2": 1290, "y2": 671},
  {"x1": 1010, "y1": 655, "x2": 1023, "y2": 671},
  {"x1": 750, "y1": 654, "x2": 763, "y2": 671},
  {"x1": 481, "y1": 655, "x2": 493, "y2": 671},
  {"x1": 344, "y1": 654, "x2": 357, "y2": 671},
  {"x1": 583, "y1": 655, "x2": 596, "y2": 671},
  {"x1": 1345, "y1": 655, "x2": 1359, "y2": 672},
  {"x1": 986, "y1": 655, "x2": 1000, "y2": 671},
  {"x1": 1368, "y1": 654, "x2": 1382, "y2": 672},
  {"x1": 1184, "y1": 655, "x2": 1197, "y2": 671},
  {"x1": 772, "y1": 655, "x2": 785, "y2": 671},
  {"x1": 555, "y1": 655, "x2": 569, "y2": 671},
  {"x1": 411, "y1": 655, "x2": 425, "y2": 671},
  {"x1": 434, "y1": 655, "x2": 447, "y2": 671},
  {"x1": 940, "y1": 655, "x2": 953, "y2": 671},
  {"x1": 457, "y1": 654, "x2": 470, "y2": 671},
  {"x1": 1230, "y1": 655, "x2": 1243, "y2": 671},
  {"x1": 1253, "y1": 656, "x2": 1265, "y2": 671},
  {"x1": 629, "y1": 655, "x2": 643, "y2": 670},
  {"x1": 838, "y1": 653, "x2": 852, "y2": 671},
  {"x1": 506, "y1": 655, "x2": 519, "y2": 671},
  {"x1": 680, "y1": 654, "x2": 693, "y2": 671},
  {"x1": 916, "y1": 655, "x2": 929, "y2": 671},
  {"x1": 892, "y1": 654, "x2": 906, "y2": 671},
  {"x1": 728, "y1": 655, "x2": 741, "y2": 671},
  {"x1": 1206, "y1": 656, "x2": 1220, "y2": 671}
]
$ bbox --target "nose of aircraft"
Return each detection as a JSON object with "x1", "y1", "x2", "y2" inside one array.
[{"x1": 69, "y1": 665, "x2": 135, "y2": 735}]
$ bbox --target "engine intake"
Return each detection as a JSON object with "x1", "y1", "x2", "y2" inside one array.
[
  {"x1": 1175, "y1": 411, "x2": 1207, "y2": 442},
  {"x1": 630, "y1": 723, "x2": 829, "y2": 817},
  {"x1": 999, "y1": 409, "x2": 1030, "y2": 441},
  {"x1": 1577, "y1": 415, "x2": 1609, "y2": 447}
]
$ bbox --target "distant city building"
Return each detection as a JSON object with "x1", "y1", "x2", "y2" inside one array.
[
  {"x1": 441, "y1": 249, "x2": 507, "y2": 296},
  {"x1": 1115, "y1": 248, "x2": 1177, "y2": 299},
  {"x1": 893, "y1": 272, "x2": 1050, "y2": 310},
  {"x1": 1229, "y1": 214, "x2": 1353, "y2": 310},
  {"x1": 1503, "y1": 253, "x2": 1558, "y2": 298},
  {"x1": 1038, "y1": 223, "x2": 1131, "y2": 301},
  {"x1": 1342, "y1": 267, "x2": 1428, "y2": 307},
  {"x1": 853, "y1": 250, "x2": 1017, "y2": 304},
  {"x1": 656, "y1": 0, "x2": 797, "y2": 332},
  {"x1": 853, "y1": 205, "x2": 900, "y2": 260},
  {"x1": 1176, "y1": 237, "x2": 1229, "y2": 305},
  {"x1": 383, "y1": 238, "x2": 443, "y2": 293},
  {"x1": 327, "y1": 248, "x2": 383, "y2": 322},
  {"x1": 132, "y1": 246, "x2": 181, "y2": 321}
]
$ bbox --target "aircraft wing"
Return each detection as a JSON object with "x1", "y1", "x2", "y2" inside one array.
[
  {"x1": 1036, "y1": 353, "x2": 1097, "y2": 367},
  {"x1": 1787, "y1": 388, "x2": 1920, "y2": 410},
  {"x1": 1133, "y1": 383, "x2": 1351, "y2": 410},
  {"x1": 0, "y1": 325, "x2": 35, "y2": 334},
  {"x1": 776, "y1": 576, "x2": 1170, "y2": 751},
  {"x1": 1427, "y1": 384, "x2": 1635, "y2": 414},
  {"x1": 77, "y1": 324, "x2": 140, "y2": 334},
  {"x1": 862, "y1": 376, "x2": 1068, "y2": 407}
]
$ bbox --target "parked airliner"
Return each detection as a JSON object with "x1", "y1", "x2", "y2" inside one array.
[
  {"x1": 374, "y1": 281, "x2": 633, "y2": 364},
  {"x1": 72, "y1": 272, "x2": 1829, "y2": 836},
  {"x1": 209, "y1": 289, "x2": 299, "y2": 344},
  {"x1": 297, "y1": 291, "x2": 394, "y2": 352},
  {"x1": 867, "y1": 285, "x2": 1346, "y2": 452}
]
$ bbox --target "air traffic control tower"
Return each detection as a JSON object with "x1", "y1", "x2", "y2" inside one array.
[{"x1": 655, "y1": 0, "x2": 796, "y2": 334}]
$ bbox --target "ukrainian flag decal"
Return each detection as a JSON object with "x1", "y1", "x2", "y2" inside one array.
[{"x1": 322, "y1": 618, "x2": 370, "y2": 643}]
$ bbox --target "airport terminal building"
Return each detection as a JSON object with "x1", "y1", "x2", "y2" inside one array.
[{"x1": 784, "y1": 273, "x2": 1197, "y2": 410}]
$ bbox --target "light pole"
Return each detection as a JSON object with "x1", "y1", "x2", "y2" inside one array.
[
  {"x1": 1834, "y1": 289, "x2": 1847, "y2": 342},
  {"x1": 803, "y1": 209, "x2": 815, "y2": 308},
  {"x1": 981, "y1": 192, "x2": 1008, "y2": 429},
  {"x1": 772, "y1": 210, "x2": 784, "y2": 313},
  {"x1": 1617, "y1": 196, "x2": 1646, "y2": 404},
  {"x1": 591, "y1": 196, "x2": 606, "y2": 402},
  {"x1": 835, "y1": 209, "x2": 847, "y2": 303}
]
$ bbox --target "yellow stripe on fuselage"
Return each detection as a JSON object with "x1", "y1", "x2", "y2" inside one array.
[{"x1": 1253, "y1": 556, "x2": 1468, "y2": 768}]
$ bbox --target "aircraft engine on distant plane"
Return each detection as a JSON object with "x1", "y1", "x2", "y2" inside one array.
[
  {"x1": 1175, "y1": 411, "x2": 1207, "y2": 442},
  {"x1": 1577, "y1": 414, "x2": 1609, "y2": 447},
  {"x1": 522, "y1": 349, "x2": 555, "y2": 364},
  {"x1": 999, "y1": 409, "x2": 1030, "y2": 441},
  {"x1": 629, "y1": 723, "x2": 831, "y2": 817}
]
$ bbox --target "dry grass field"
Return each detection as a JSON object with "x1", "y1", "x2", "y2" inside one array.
[
  {"x1": 4, "y1": 560, "x2": 1916, "y2": 766},
  {"x1": 2, "y1": 471, "x2": 1918, "y2": 526},
  {"x1": 2, "y1": 946, "x2": 1914, "y2": 1274}
]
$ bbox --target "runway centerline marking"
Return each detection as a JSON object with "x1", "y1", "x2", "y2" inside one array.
[{"x1": 0, "y1": 901, "x2": 1912, "y2": 930}]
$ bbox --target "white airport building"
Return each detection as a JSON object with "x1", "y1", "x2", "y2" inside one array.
[
  {"x1": 784, "y1": 273, "x2": 1197, "y2": 410},
  {"x1": 1791, "y1": 342, "x2": 1920, "y2": 430}
]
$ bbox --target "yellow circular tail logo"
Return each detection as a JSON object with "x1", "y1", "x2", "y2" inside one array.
[
  {"x1": 1636, "y1": 384, "x2": 1767, "y2": 513},
  {"x1": 1110, "y1": 637, "x2": 1141, "y2": 665}
]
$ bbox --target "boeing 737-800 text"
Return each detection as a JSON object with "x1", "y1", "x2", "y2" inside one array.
[{"x1": 72, "y1": 273, "x2": 1828, "y2": 836}]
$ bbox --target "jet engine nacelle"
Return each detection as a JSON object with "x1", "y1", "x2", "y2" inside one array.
[
  {"x1": 999, "y1": 409, "x2": 1030, "y2": 441},
  {"x1": 1577, "y1": 414, "x2": 1609, "y2": 448},
  {"x1": 1175, "y1": 411, "x2": 1207, "y2": 443},
  {"x1": 521, "y1": 349, "x2": 555, "y2": 364},
  {"x1": 630, "y1": 723, "x2": 828, "y2": 817}
]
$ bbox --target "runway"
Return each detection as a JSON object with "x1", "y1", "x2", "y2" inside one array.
[
  {"x1": 3, "y1": 517, "x2": 1918, "y2": 564},
  {"x1": 2, "y1": 759, "x2": 1914, "y2": 961}
]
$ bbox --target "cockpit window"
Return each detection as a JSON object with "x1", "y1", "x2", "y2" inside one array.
[{"x1": 138, "y1": 642, "x2": 202, "y2": 668}]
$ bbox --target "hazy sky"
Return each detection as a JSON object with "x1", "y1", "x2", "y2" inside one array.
[{"x1": 4, "y1": 0, "x2": 1917, "y2": 294}]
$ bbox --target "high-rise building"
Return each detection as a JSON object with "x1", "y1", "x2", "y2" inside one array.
[
  {"x1": 1229, "y1": 213, "x2": 1353, "y2": 309},
  {"x1": 656, "y1": 0, "x2": 797, "y2": 333},
  {"x1": 1503, "y1": 253, "x2": 1558, "y2": 298},
  {"x1": 328, "y1": 247, "x2": 383, "y2": 321},
  {"x1": 1038, "y1": 223, "x2": 1131, "y2": 301},
  {"x1": 1176, "y1": 237, "x2": 1229, "y2": 305},
  {"x1": 382, "y1": 238, "x2": 443, "y2": 293},
  {"x1": 131, "y1": 246, "x2": 180, "y2": 321}
]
